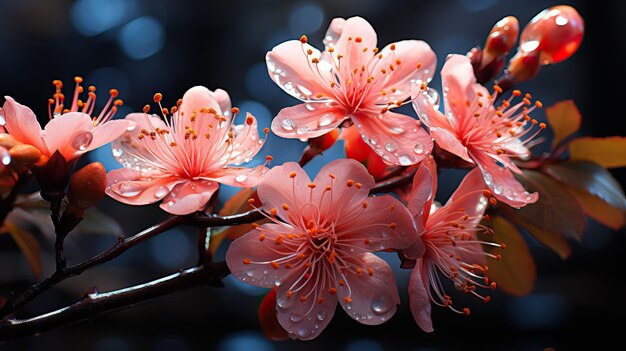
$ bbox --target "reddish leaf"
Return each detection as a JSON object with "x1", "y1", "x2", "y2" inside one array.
[
  {"x1": 516, "y1": 170, "x2": 585, "y2": 241},
  {"x1": 546, "y1": 100, "x2": 581, "y2": 148},
  {"x1": 210, "y1": 188, "x2": 259, "y2": 255},
  {"x1": 568, "y1": 186, "x2": 625, "y2": 230},
  {"x1": 482, "y1": 217, "x2": 536, "y2": 296},
  {"x1": 543, "y1": 161, "x2": 626, "y2": 211},
  {"x1": 507, "y1": 214, "x2": 572, "y2": 260},
  {"x1": 569, "y1": 137, "x2": 626, "y2": 168},
  {"x1": 258, "y1": 287, "x2": 288, "y2": 341},
  {"x1": 5, "y1": 222, "x2": 42, "y2": 279}
]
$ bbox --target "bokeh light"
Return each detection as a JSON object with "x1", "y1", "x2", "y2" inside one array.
[{"x1": 118, "y1": 16, "x2": 165, "y2": 60}]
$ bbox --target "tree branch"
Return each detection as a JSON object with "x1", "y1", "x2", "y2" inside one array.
[{"x1": 0, "y1": 262, "x2": 230, "y2": 341}]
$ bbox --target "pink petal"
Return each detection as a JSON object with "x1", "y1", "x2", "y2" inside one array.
[
  {"x1": 440, "y1": 55, "x2": 488, "y2": 129},
  {"x1": 205, "y1": 165, "x2": 268, "y2": 188},
  {"x1": 322, "y1": 17, "x2": 346, "y2": 48},
  {"x1": 430, "y1": 127, "x2": 473, "y2": 163},
  {"x1": 472, "y1": 151, "x2": 538, "y2": 208},
  {"x1": 207, "y1": 88, "x2": 232, "y2": 114},
  {"x1": 2, "y1": 96, "x2": 44, "y2": 150},
  {"x1": 445, "y1": 167, "x2": 489, "y2": 220},
  {"x1": 409, "y1": 261, "x2": 433, "y2": 332},
  {"x1": 338, "y1": 253, "x2": 400, "y2": 325},
  {"x1": 88, "y1": 119, "x2": 135, "y2": 153},
  {"x1": 412, "y1": 88, "x2": 453, "y2": 130},
  {"x1": 41, "y1": 112, "x2": 94, "y2": 160},
  {"x1": 226, "y1": 223, "x2": 295, "y2": 289},
  {"x1": 257, "y1": 162, "x2": 311, "y2": 223},
  {"x1": 407, "y1": 157, "x2": 437, "y2": 233},
  {"x1": 106, "y1": 168, "x2": 182, "y2": 205},
  {"x1": 226, "y1": 113, "x2": 266, "y2": 165},
  {"x1": 180, "y1": 86, "x2": 224, "y2": 119},
  {"x1": 335, "y1": 194, "x2": 420, "y2": 253},
  {"x1": 372, "y1": 40, "x2": 437, "y2": 103},
  {"x1": 325, "y1": 17, "x2": 377, "y2": 72},
  {"x1": 111, "y1": 113, "x2": 170, "y2": 170},
  {"x1": 276, "y1": 277, "x2": 338, "y2": 340},
  {"x1": 159, "y1": 180, "x2": 219, "y2": 215},
  {"x1": 353, "y1": 111, "x2": 433, "y2": 166},
  {"x1": 271, "y1": 103, "x2": 345, "y2": 140},
  {"x1": 312, "y1": 158, "x2": 374, "y2": 216},
  {"x1": 267, "y1": 40, "x2": 334, "y2": 102}
]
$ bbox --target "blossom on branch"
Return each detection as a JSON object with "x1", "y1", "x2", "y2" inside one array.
[
  {"x1": 267, "y1": 16, "x2": 436, "y2": 166},
  {"x1": 226, "y1": 159, "x2": 421, "y2": 339},
  {"x1": 106, "y1": 86, "x2": 269, "y2": 215}
]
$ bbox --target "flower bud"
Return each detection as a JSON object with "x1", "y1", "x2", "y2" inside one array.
[
  {"x1": 506, "y1": 50, "x2": 542, "y2": 83},
  {"x1": 9, "y1": 144, "x2": 41, "y2": 165},
  {"x1": 519, "y1": 5, "x2": 584, "y2": 64},
  {"x1": 66, "y1": 162, "x2": 107, "y2": 217},
  {"x1": 483, "y1": 16, "x2": 519, "y2": 63}
]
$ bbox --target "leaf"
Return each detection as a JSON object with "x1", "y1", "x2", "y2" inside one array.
[
  {"x1": 567, "y1": 186, "x2": 625, "y2": 230},
  {"x1": 258, "y1": 287, "x2": 288, "y2": 341},
  {"x1": 5, "y1": 222, "x2": 42, "y2": 279},
  {"x1": 482, "y1": 216, "x2": 536, "y2": 296},
  {"x1": 507, "y1": 215, "x2": 572, "y2": 260},
  {"x1": 569, "y1": 137, "x2": 626, "y2": 168},
  {"x1": 546, "y1": 100, "x2": 581, "y2": 148},
  {"x1": 543, "y1": 161, "x2": 626, "y2": 210},
  {"x1": 210, "y1": 188, "x2": 260, "y2": 255},
  {"x1": 516, "y1": 170, "x2": 585, "y2": 240}
]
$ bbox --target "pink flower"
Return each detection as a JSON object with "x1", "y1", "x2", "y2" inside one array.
[
  {"x1": 413, "y1": 54, "x2": 540, "y2": 207},
  {"x1": 1, "y1": 77, "x2": 133, "y2": 162},
  {"x1": 226, "y1": 159, "x2": 421, "y2": 340},
  {"x1": 267, "y1": 16, "x2": 436, "y2": 166},
  {"x1": 106, "y1": 86, "x2": 269, "y2": 215},
  {"x1": 403, "y1": 157, "x2": 502, "y2": 332}
]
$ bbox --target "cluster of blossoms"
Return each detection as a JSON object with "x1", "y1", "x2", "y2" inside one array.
[{"x1": 0, "y1": 4, "x2": 595, "y2": 342}]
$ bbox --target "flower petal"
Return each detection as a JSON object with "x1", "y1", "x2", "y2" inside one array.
[
  {"x1": 42, "y1": 112, "x2": 94, "y2": 160},
  {"x1": 445, "y1": 167, "x2": 489, "y2": 221},
  {"x1": 325, "y1": 17, "x2": 377, "y2": 72},
  {"x1": 106, "y1": 168, "x2": 182, "y2": 205},
  {"x1": 88, "y1": 119, "x2": 135, "y2": 153},
  {"x1": 271, "y1": 103, "x2": 345, "y2": 140},
  {"x1": 407, "y1": 156, "x2": 437, "y2": 233},
  {"x1": 257, "y1": 162, "x2": 311, "y2": 222},
  {"x1": 409, "y1": 261, "x2": 433, "y2": 332},
  {"x1": 412, "y1": 88, "x2": 453, "y2": 130},
  {"x1": 208, "y1": 88, "x2": 232, "y2": 114},
  {"x1": 336, "y1": 194, "x2": 420, "y2": 253},
  {"x1": 111, "y1": 113, "x2": 170, "y2": 168},
  {"x1": 2, "y1": 96, "x2": 44, "y2": 150},
  {"x1": 226, "y1": 223, "x2": 296, "y2": 289},
  {"x1": 312, "y1": 158, "x2": 374, "y2": 215},
  {"x1": 372, "y1": 40, "x2": 437, "y2": 103},
  {"x1": 180, "y1": 86, "x2": 224, "y2": 119},
  {"x1": 338, "y1": 253, "x2": 400, "y2": 325},
  {"x1": 160, "y1": 180, "x2": 219, "y2": 215},
  {"x1": 430, "y1": 127, "x2": 472, "y2": 163},
  {"x1": 226, "y1": 113, "x2": 266, "y2": 165},
  {"x1": 267, "y1": 40, "x2": 333, "y2": 102},
  {"x1": 354, "y1": 111, "x2": 433, "y2": 166},
  {"x1": 440, "y1": 55, "x2": 485, "y2": 127},
  {"x1": 205, "y1": 165, "x2": 268, "y2": 188},
  {"x1": 276, "y1": 277, "x2": 338, "y2": 340},
  {"x1": 472, "y1": 151, "x2": 538, "y2": 207}
]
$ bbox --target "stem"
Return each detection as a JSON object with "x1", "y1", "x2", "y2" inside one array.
[
  {"x1": 370, "y1": 169, "x2": 416, "y2": 194},
  {"x1": 0, "y1": 262, "x2": 230, "y2": 341},
  {"x1": 197, "y1": 225, "x2": 210, "y2": 265}
]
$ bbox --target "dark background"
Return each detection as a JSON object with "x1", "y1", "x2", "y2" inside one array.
[{"x1": 1, "y1": 0, "x2": 625, "y2": 350}]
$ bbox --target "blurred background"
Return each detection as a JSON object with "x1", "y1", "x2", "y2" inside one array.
[{"x1": 1, "y1": 0, "x2": 625, "y2": 350}]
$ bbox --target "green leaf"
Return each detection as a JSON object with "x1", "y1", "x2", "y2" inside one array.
[
  {"x1": 516, "y1": 170, "x2": 585, "y2": 240},
  {"x1": 543, "y1": 161, "x2": 626, "y2": 210},
  {"x1": 546, "y1": 100, "x2": 581, "y2": 148},
  {"x1": 569, "y1": 137, "x2": 626, "y2": 168},
  {"x1": 507, "y1": 214, "x2": 572, "y2": 260},
  {"x1": 482, "y1": 216, "x2": 536, "y2": 296},
  {"x1": 5, "y1": 222, "x2": 42, "y2": 279}
]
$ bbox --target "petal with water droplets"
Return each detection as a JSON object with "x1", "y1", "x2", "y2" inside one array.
[{"x1": 271, "y1": 103, "x2": 345, "y2": 140}]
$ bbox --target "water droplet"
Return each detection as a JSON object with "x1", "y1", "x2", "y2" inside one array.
[
  {"x1": 1, "y1": 149, "x2": 11, "y2": 165},
  {"x1": 0, "y1": 111, "x2": 5, "y2": 125},
  {"x1": 505, "y1": 189, "x2": 518, "y2": 200},
  {"x1": 316, "y1": 311, "x2": 325, "y2": 321},
  {"x1": 282, "y1": 119, "x2": 296, "y2": 131},
  {"x1": 390, "y1": 126, "x2": 405, "y2": 134},
  {"x1": 235, "y1": 174, "x2": 248, "y2": 182},
  {"x1": 424, "y1": 88, "x2": 440, "y2": 109},
  {"x1": 371, "y1": 295, "x2": 392, "y2": 315},
  {"x1": 318, "y1": 114, "x2": 335, "y2": 127},
  {"x1": 414, "y1": 143, "x2": 425, "y2": 154},
  {"x1": 369, "y1": 136, "x2": 377, "y2": 145},
  {"x1": 521, "y1": 40, "x2": 540, "y2": 53},
  {"x1": 305, "y1": 103, "x2": 316, "y2": 111},
  {"x1": 483, "y1": 172, "x2": 493, "y2": 186},
  {"x1": 274, "y1": 278, "x2": 281, "y2": 286},
  {"x1": 246, "y1": 270, "x2": 254, "y2": 277},
  {"x1": 126, "y1": 124, "x2": 136, "y2": 131},
  {"x1": 112, "y1": 148, "x2": 124, "y2": 157},
  {"x1": 166, "y1": 200, "x2": 175, "y2": 207},
  {"x1": 493, "y1": 185, "x2": 503, "y2": 195},
  {"x1": 118, "y1": 183, "x2": 143, "y2": 197},
  {"x1": 290, "y1": 313, "x2": 302, "y2": 322},
  {"x1": 398, "y1": 154, "x2": 414, "y2": 166},
  {"x1": 154, "y1": 186, "x2": 169, "y2": 198},
  {"x1": 71, "y1": 131, "x2": 94, "y2": 151},
  {"x1": 296, "y1": 126, "x2": 310, "y2": 135},
  {"x1": 366, "y1": 312, "x2": 373, "y2": 320},
  {"x1": 384, "y1": 142, "x2": 397, "y2": 152},
  {"x1": 297, "y1": 327, "x2": 310, "y2": 338}
]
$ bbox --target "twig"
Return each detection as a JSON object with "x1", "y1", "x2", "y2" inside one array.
[{"x1": 0, "y1": 262, "x2": 230, "y2": 341}]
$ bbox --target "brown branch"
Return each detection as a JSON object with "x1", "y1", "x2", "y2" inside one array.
[{"x1": 0, "y1": 262, "x2": 230, "y2": 341}]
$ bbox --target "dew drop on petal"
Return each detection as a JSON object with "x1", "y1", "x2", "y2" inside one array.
[
  {"x1": 424, "y1": 88, "x2": 440, "y2": 109},
  {"x1": 305, "y1": 103, "x2": 316, "y2": 111},
  {"x1": 235, "y1": 174, "x2": 248, "y2": 183},
  {"x1": 318, "y1": 114, "x2": 335, "y2": 127},
  {"x1": 316, "y1": 311, "x2": 325, "y2": 321},
  {"x1": 296, "y1": 126, "x2": 310, "y2": 135},
  {"x1": 493, "y1": 185, "x2": 503, "y2": 195},
  {"x1": 413, "y1": 143, "x2": 425, "y2": 154},
  {"x1": 282, "y1": 119, "x2": 296, "y2": 131},
  {"x1": 297, "y1": 327, "x2": 310, "y2": 338},
  {"x1": 398, "y1": 154, "x2": 413, "y2": 166},
  {"x1": 384, "y1": 142, "x2": 397, "y2": 152},
  {"x1": 246, "y1": 270, "x2": 254, "y2": 277},
  {"x1": 371, "y1": 295, "x2": 392, "y2": 315},
  {"x1": 274, "y1": 278, "x2": 281, "y2": 286},
  {"x1": 290, "y1": 313, "x2": 302, "y2": 322},
  {"x1": 118, "y1": 183, "x2": 143, "y2": 197},
  {"x1": 483, "y1": 172, "x2": 493, "y2": 186},
  {"x1": 154, "y1": 186, "x2": 169, "y2": 198},
  {"x1": 126, "y1": 124, "x2": 136, "y2": 131},
  {"x1": 112, "y1": 148, "x2": 124, "y2": 157},
  {"x1": 1, "y1": 148, "x2": 11, "y2": 165},
  {"x1": 72, "y1": 131, "x2": 94, "y2": 151}
]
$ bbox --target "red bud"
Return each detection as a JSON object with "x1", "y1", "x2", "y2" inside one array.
[
  {"x1": 66, "y1": 162, "x2": 107, "y2": 217},
  {"x1": 483, "y1": 16, "x2": 519, "y2": 63}
]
